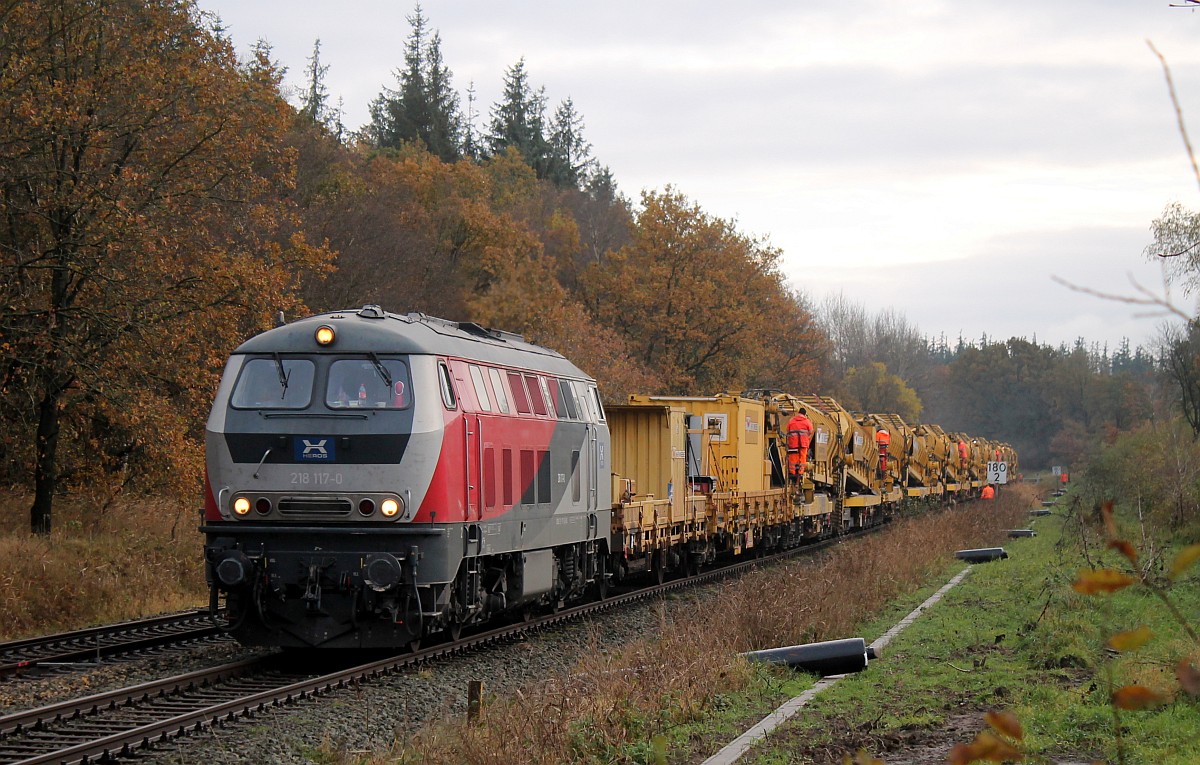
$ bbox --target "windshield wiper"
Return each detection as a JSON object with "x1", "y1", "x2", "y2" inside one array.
[
  {"x1": 368, "y1": 352, "x2": 392, "y2": 388},
  {"x1": 273, "y1": 352, "x2": 290, "y2": 399}
]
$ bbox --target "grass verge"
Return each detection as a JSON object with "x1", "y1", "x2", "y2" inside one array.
[
  {"x1": 740, "y1": 500, "x2": 1200, "y2": 765},
  {"x1": 0, "y1": 492, "x2": 208, "y2": 640},
  {"x1": 345, "y1": 489, "x2": 1031, "y2": 765}
]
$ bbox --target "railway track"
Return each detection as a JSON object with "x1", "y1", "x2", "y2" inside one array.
[
  {"x1": 0, "y1": 528, "x2": 869, "y2": 764},
  {"x1": 0, "y1": 610, "x2": 223, "y2": 680}
]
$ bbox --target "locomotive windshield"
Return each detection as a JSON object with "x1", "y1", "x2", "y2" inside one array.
[
  {"x1": 230, "y1": 357, "x2": 315, "y2": 409},
  {"x1": 327, "y1": 358, "x2": 411, "y2": 409}
]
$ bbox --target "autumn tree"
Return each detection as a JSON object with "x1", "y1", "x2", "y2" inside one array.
[
  {"x1": 817, "y1": 294, "x2": 933, "y2": 392},
  {"x1": 0, "y1": 0, "x2": 330, "y2": 533},
  {"x1": 839, "y1": 362, "x2": 923, "y2": 423},
  {"x1": 580, "y1": 188, "x2": 824, "y2": 394}
]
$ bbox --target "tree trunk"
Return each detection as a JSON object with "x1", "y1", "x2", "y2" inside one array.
[{"x1": 31, "y1": 387, "x2": 61, "y2": 535}]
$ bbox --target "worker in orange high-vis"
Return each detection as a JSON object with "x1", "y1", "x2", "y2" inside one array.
[
  {"x1": 785, "y1": 407, "x2": 814, "y2": 479},
  {"x1": 981, "y1": 484, "x2": 996, "y2": 500},
  {"x1": 875, "y1": 428, "x2": 891, "y2": 478},
  {"x1": 957, "y1": 439, "x2": 969, "y2": 468}
]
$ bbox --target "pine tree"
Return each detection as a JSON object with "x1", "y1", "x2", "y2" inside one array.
[
  {"x1": 300, "y1": 39, "x2": 330, "y2": 126},
  {"x1": 424, "y1": 31, "x2": 461, "y2": 161},
  {"x1": 487, "y1": 58, "x2": 552, "y2": 174},
  {"x1": 462, "y1": 81, "x2": 481, "y2": 159},
  {"x1": 397, "y1": 3, "x2": 431, "y2": 144},
  {"x1": 586, "y1": 165, "x2": 619, "y2": 204},
  {"x1": 299, "y1": 38, "x2": 344, "y2": 140},
  {"x1": 367, "y1": 3, "x2": 462, "y2": 161},
  {"x1": 546, "y1": 97, "x2": 593, "y2": 188}
]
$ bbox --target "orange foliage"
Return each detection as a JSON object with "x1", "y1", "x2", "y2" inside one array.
[
  {"x1": 1106, "y1": 539, "x2": 1138, "y2": 564},
  {"x1": 580, "y1": 187, "x2": 826, "y2": 394},
  {"x1": 1071, "y1": 569, "x2": 1136, "y2": 595},
  {"x1": 1110, "y1": 685, "x2": 1167, "y2": 710},
  {"x1": 1168, "y1": 543, "x2": 1200, "y2": 581},
  {"x1": 0, "y1": 0, "x2": 332, "y2": 514},
  {"x1": 983, "y1": 710, "x2": 1024, "y2": 742},
  {"x1": 1107, "y1": 625, "x2": 1154, "y2": 652},
  {"x1": 947, "y1": 731, "x2": 1023, "y2": 764}
]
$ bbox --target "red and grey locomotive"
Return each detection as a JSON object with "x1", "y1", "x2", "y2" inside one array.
[{"x1": 203, "y1": 306, "x2": 612, "y2": 648}]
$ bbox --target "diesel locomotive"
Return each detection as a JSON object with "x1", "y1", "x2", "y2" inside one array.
[{"x1": 202, "y1": 306, "x2": 612, "y2": 649}]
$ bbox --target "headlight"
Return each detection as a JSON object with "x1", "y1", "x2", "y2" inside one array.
[
  {"x1": 315, "y1": 325, "x2": 335, "y2": 346},
  {"x1": 381, "y1": 498, "x2": 400, "y2": 517},
  {"x1": 233, "y1": 497, "x2": 251, "y2": 516}
]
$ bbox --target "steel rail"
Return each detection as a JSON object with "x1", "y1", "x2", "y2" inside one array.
[{"x1": 0, "y1": 610, "x2": 221, "y2": 679}]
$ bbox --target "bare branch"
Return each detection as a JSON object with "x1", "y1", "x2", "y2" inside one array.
[
  {"x1": 1051, "y1": 270, "x2": 1194, "y2": 326},
  {"x1": 1148, "y1": 40, "x2": 1200, "y2": 194}
]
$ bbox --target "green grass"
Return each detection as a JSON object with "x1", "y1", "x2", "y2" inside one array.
[{"x1": 733, "y1": 512, "x2": 1200, "y2": 765}]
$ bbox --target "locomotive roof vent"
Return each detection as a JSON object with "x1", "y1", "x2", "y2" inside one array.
[
  {"x1": 358, "y1": 304, "x2": 386, "y2": 319},
  {"x1": 457, "y1": 321, "x2": 525, "y2": 344}
]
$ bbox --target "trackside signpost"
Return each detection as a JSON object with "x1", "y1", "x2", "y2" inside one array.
[{"x1": 987, "y1": 461, "x2": 1008, "y2": 484}]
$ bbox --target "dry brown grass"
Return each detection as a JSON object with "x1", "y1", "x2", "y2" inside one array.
[
  {"x1": 382, "y1": 487, "x2": 1033, "y2": 765},
  {"x1": 0, "y1": 492, "x2": 208, "y2": 640}
]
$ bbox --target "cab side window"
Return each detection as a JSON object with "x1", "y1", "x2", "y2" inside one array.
[{"x1": 439, "y1": 362, "x2": 457, "y2": 409}]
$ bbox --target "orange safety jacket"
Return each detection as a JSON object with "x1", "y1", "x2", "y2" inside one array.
[
  {"x1": 875, "y1": 429, "x2": 891, "y2": 475},
  {"x1": 785, "y1": 413, "x2": 814, "y2": 477}
]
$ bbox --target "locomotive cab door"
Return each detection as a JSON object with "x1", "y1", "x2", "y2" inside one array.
[
  {"x1": 464, "y1": 413, "x2": 482, "y2": 522},
  {"x1": 451, "y1": 361, "x2": 483, "y2": 524}
]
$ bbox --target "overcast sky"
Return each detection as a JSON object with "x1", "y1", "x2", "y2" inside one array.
[{"x1": 195, "y1": 0, "x2": 1200, "y2": 352}]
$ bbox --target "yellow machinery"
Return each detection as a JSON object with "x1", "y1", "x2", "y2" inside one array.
[
  {"x1": 865, "y1": 413, "x2": 917, "y2": 502},
  {"x1": 755, "y1": 391, "x2": 838, "y2": 536},
  {"x1": 923, "y1": 424, "x2": 964, "y2": 495},
  {"x1": 796, "y1": 395, "x2": 886, "y2": 529},
  {"x1": 608, "y1": 391, "x2": 1013, "y2": 581},
  {"x1": 607, "y1": 400, "x2": 710, "y2": 581},
  {"x1": 909, "y1": 423, "x2": 947, "y2": 500},
  {"x1": 627, "y1": 393, "x2": 791, "y2": 554}
]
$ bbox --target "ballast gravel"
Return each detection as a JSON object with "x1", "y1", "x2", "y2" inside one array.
[
  {"x1": 4, "y1": 587, "x2": 717, "y2": 765},
  {"x1": 0, "y1": 637, "x2": 269, "y2": 715}
]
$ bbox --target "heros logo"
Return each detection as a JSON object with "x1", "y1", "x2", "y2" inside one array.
[{"x1": 295, "y1": 437, "x2": 335, "y2": 462}]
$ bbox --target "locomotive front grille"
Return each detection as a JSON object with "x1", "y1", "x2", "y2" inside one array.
[{"x1": 278, "y1": 497, "x2": 354, "y2": 517}]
